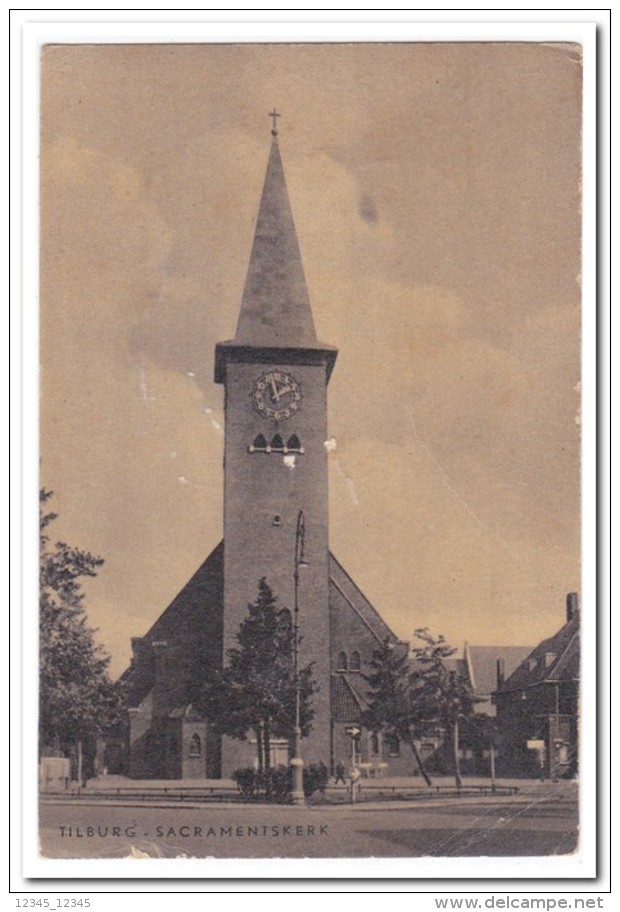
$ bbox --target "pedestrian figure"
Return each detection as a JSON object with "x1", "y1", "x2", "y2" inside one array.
[
  {"x1": 335, "y1": 760, "x2": 346, "y2": 785},
  {"x1": 349, "y1": 765, "x2": 362, "y2": 803}
]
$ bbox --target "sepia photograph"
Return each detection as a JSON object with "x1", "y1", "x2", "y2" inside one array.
[{"x1": 31, "y1": 33, "x2": 591, "y2": 876}]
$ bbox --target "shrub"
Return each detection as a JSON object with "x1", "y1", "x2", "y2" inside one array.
[
  {"x1": 234, "y1": 762, "x2": 329, "y2": 801},
  {"x1": 303, "y1": 762, "x2": 329, "y2": 797},
  {"x1": 267, "y1": 765, "x2": 291, "y2": 799},
  {"x1": 233, "y1": 767, "x2": 258, "y2": 797},
  {"x1": 233, "y1": 766, "x2": 291, "y2": 800}
]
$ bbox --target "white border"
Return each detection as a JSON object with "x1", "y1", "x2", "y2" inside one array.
[{"x1": 13, "y1": 12, "x2": 603, "y2": 890}]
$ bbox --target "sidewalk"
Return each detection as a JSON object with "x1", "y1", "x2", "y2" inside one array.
[{"x1": 43, "y1": 774, "x2": 577, "y2": 809}]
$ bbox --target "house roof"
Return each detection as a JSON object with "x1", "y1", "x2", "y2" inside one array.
[
  {"x1": 442, "y1": 657, "x2": 467, "y2": 677},
  {"x1": 499, "y1": 614, "x2": 580, "y2": 692},
  {"x1": 465, "y1": 645, "x2": 534, "y2": 695},
  {"x1": 168, "y1": 703, "x2": 205, "y2": 721}
]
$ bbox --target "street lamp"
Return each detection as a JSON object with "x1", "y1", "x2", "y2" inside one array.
[{"x1": 290, "y1": 509, "x2": 309, "y2": 805}]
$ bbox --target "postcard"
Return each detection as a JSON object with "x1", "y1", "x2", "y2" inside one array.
[{"x1": 25, "y1": 27, "x2": 597, "y2": 882}]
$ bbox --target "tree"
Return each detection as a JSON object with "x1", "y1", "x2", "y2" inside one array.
[
  {"x1": 410, "y1": 628, "x2": 479, "y2": 789},
  {"x1": 39, "y1": 490, "x2": 123, "y2": 781},
  {"x1": 361, "y1": 639, "x2": 433, "y2": 786},
  {"x1": 205, "y1": 578, "x2": 317, "y2": 773}
]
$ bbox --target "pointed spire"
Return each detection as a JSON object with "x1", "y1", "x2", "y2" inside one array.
[
  {"x1": 215, "y1": 122, "x2": 337, "y2": 384},
  {"x1": 234, "y1": 136, "x2": 317, "y2": 347}
]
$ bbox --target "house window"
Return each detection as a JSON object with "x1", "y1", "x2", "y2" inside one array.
[
  {"x1": 386, "y1": 735, "x2": 400, "y2": 757},
  {"x1": 188, "y1": 733, "x2": 201, "y2": 757},
  {"x1": 349, "y1": 650, "x2": 361, "y2": 672},
  {"x1": 337, "y1": 651, "x2": 348, "y2": 672},
  {"x1": 370, "y1": 732, "x2": 380, "y2": 755}
]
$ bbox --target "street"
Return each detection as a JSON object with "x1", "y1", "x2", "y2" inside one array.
[{"x1": 39, "y1": 782, "x2": 578, "y2": 859}]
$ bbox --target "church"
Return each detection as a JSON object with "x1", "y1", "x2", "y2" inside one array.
[{"x1": 123, "y1": 120, "x2": 408, "y2": 780}]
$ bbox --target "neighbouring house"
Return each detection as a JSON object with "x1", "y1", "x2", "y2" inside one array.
[
  {"x1": 493, "y1": 593, "x2": 580, "y2": 779},
  {"x1": 408, "y1": 644, "x2": 533, "y2": 777}
]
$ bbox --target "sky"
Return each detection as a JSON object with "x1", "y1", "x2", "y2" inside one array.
[{"x1": 39, "y1": 42, "x2": 582, "y2": 677}]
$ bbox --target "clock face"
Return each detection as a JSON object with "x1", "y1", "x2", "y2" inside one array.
[{"x1": 253, "y1": 370, "x2": 302, "y2": 421}]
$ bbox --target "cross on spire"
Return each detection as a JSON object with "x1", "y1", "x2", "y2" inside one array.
[{"x1": 269, "y1": 108, "x2": 281, "y2": 136}]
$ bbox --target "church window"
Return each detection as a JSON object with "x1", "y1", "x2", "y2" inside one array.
[
  {"x1": 386, "y1": 735, "x2": 400, "y2": 757},
  {"x1": 270, "y1": 434, "x2": 284, "y2": 452},
  {"x1": 337, "y1": 651, "x2": 348, "y2": 672},
  {"x1": 248, "y1": 433, "x2": 304, "y2": 455},
  {"x1": 350, "y1": 650, "x2": 361, "y2": 672},
  {"x1": 249, "y1": 434, "x2": 268, "y2": 452},
  {"x1": 188, "y1": 733, "x2": 201, "y2": 757},
  {"x1": 286, "y1": 434, "x2": 303, "y2": 453}
]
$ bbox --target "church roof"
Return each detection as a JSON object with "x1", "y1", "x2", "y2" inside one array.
[
  {"x1": 136, "y1": 540, "x2": 224, "y2": 646},
  {"x1": 124, "y1": 541, "x2": 224, "y2": 708},
  {"x1": 329, "y1": 553, "x2": 399, "y2": 646},
  {"x1": 215, "y1": 137, "x2": 337, "y2": 382},
  {"x1": 124, "y1": 545, "x2": 400, "y2": 720}
]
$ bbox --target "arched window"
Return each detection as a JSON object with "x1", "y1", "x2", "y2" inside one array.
[
  {"x1": 370, "y1": 732, "x2": 380, "y2": 755},
  {"x1": 270, "y1": 434, "x2": 284, "y2": 452},
  {"x1": 386, "y1": 734, "x2": 400, "y2": 757},
  {"x1": 188, "y1": 733, "x2": 201, "y2": 757},
  {"x1": 286, "y1": 434, "x2": 302, "y2": 452},
  {"x1": 350, "y1": 650, "x2": 361, "y2": 672},
  {"x1": 337, "y1": 651, "x2": 348, "y2": 672},
  {"x1": 250, "y1": 433, "x2": 267, "y2": 452}
]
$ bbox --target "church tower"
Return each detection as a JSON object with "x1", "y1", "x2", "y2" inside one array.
[
  {"x1": 215, "y1": 123, "x2": 337, "y2": 773},
  {"x1": 123, "y1": 118, "x2": 402, "y2": 782}
]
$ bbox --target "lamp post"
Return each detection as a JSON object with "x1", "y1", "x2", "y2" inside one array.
[{"x1": 290, "y1": 509, "x2": 308, "y2": 805}]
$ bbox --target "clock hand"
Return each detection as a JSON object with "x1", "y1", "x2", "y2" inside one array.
[{"x1": 270, "y1": 377, "x2": 281, "y2": 402}]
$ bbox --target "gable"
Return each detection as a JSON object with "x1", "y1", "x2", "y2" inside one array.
[
  {"x1": 123, "y1": 541, "x2": 224, "y2": 706},
  {"x1": 329, "y1": 552, "x2": 399, "y2": 647},
  {"x1": 137, "y1": 540, "x2": 224, "y2": 648}
]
